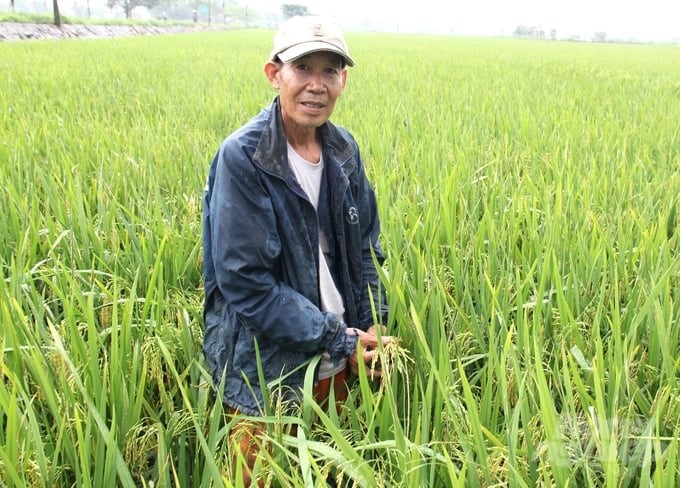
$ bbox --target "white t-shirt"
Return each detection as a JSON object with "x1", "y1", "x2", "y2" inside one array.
[{"x1": 287, "y1": 143, "x2": 347, "y2": 379}]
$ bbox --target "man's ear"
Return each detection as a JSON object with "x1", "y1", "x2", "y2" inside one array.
[{"x1": 264, "y1": 61, "x2": 281, "y2": 89}]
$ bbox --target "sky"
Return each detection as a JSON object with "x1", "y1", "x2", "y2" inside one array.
[{"x1": 249, "y1": 0, "x2": 680, "y2": 41}]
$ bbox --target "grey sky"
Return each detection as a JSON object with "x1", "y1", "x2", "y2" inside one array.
[{"x1": 251, "y1": 0, "x2": 679, "y2": 41}]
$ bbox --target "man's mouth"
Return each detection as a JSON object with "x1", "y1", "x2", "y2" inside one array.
[{"x1": 301, "y1": 101, "x2": 325, "y2": 109}]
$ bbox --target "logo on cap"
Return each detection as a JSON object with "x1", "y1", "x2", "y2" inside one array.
[{"x1": 314, "y1": 23, "x2": 324, "y2": 36}]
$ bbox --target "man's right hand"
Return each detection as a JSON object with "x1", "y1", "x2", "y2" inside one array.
[{"x1": 346, "y1": 327, "x2": 393, "y2": 378}]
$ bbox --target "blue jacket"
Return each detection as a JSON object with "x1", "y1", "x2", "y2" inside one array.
[{"x1": 202, "y1": 98, "x2": 388, "y2": 415}]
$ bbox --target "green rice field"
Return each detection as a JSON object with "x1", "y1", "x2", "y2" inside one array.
[{"x1": 0, "y1": 30, "x2": 678, "y2": 486}]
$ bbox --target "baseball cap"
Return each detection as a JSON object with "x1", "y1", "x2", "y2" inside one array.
[{"x1": 270, "y1": 16, "x2": 355, "y2": 67}]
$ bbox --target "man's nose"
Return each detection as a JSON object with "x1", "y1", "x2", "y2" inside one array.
[{"x1": 306, "y1": 71, "x2": 324, "y2": 91}]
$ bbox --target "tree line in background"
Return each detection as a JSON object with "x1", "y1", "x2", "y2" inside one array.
[
  {"x1": 512, "y1": 24, "x2": 610, "y2": 42},
  {"x1": 3, "y1": 1, "x2": 618, "y2": 42},
  {"x1": 4, "y1": 0, "x2": 309, "y2": 26}
]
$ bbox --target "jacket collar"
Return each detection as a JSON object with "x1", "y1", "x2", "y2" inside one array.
[{"x1": 252, "y1": 97, "x2": 356, "y2": 179}]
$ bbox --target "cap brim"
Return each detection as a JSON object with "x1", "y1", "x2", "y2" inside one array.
[{"x1": 275, "y1": 41, "x2": 354, "y2": 67}]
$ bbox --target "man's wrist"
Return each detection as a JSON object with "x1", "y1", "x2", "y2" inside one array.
[{"x1": 327, "y1": 325, "x2": 357, "y2": 365}]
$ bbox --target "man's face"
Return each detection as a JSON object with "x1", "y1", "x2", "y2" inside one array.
[{"x1": 265, "y1": 52, "x2": 347, "y2": 135}]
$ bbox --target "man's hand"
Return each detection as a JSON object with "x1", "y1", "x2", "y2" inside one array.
[
  {"x1": 366, "y1": 324, "x2": 388, "y2": 337},
  {"x1": 346, "y1": 326, "x2": 393, "y2": 378}
]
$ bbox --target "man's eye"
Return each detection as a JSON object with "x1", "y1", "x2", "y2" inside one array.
[{"x1": 295, "y1": 63, "x2": 310, "y2": 71}]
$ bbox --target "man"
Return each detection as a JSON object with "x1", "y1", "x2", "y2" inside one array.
[{"x1": 202, "y1": 15, "x2": 392, "y2": 483}]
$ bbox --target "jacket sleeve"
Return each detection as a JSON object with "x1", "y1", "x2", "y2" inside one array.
[
  {"x1": 355, "y1": 151, "x2": 389, "y2": 329},
  {"x1": 208, "y1": 141, "x2": 350, "y2": 355}
]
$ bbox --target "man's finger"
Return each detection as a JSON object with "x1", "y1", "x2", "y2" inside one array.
[{"x1": 366, "y1": 325, "x2": 388, "y2": 337}]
